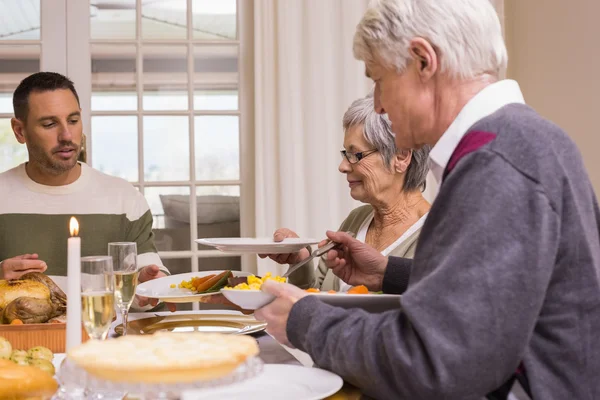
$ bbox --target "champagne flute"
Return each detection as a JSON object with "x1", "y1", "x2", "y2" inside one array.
[
  {"x1": 81, "y1": 256, "x2": 115, "y2": 341},
  {"x1": 108, "y1": 242, "x2": 138, "y2": 336}
]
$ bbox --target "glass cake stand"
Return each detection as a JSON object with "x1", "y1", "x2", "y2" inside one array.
[{"x1": 54, "y1": 356, "x2": 263, "y2": 400}]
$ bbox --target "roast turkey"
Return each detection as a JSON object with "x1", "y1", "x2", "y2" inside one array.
[{"x1": 0, "y1": 273, "x2": 67, "y2": 324}]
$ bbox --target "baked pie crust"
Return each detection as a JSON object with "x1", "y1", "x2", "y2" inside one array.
[{"x1": 67, "y1": 332, "x2": 259, "y2": 383}]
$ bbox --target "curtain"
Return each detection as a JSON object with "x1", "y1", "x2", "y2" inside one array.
[{"x1": 253, "y1": 0, "x2": 372, "y2": 275}]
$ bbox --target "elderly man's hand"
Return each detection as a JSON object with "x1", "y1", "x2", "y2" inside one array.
[
  {"x1": 136, "y1": 265, "x2": 176, "y2": 312},
  {"x1": 258, "y1": 228, "x2": 311, "y2": 265},
  {"x1": 322, "y1": 231, "x2": 388, "y2": 292},
  {"x1": 0, "y1": 254, "x2": 47, "y2": 280},
  {"x1": 254, "y1": 280, "x2": 308, "y2": 347}
]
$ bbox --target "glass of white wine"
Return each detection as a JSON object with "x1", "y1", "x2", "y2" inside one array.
[
  {"x1": 108, "y1": 242, "x2": 138, "y2": 336},
  {"x1": 81, "y1": 256, "x2": 115, "y2": 341}
]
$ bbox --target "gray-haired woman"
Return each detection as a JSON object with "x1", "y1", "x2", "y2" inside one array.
[{"x1": 263, "y1": 94, "x2": 431, "y2": 291}]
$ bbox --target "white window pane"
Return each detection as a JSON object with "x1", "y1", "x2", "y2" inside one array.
[
  {"x1": 193, "y1": 45, "x2": 237, "y2": 110},
  {"x1": 142, "y1": 0, "x2": 187, "y2": 40},
  {"x1": 144, "y1": 116, "x2": 190, "y2": 181},
  {"x1": 0, "y1": 118, "x2": 27, "y2": 173},
  {"x1": 194, "y1": 90, "x2": 237, "y2": 111},
  {"x1": 0, "y1": 0, "x2": 40, "y2": 40},
  {"x1": 145, "y1": 186, "x2": 191, "y2": 251},
  {"x1": 90, "y1": 0, "x2": 136, "y2": 40},
  {"x1": 192, "y1": 0, "x2": 237, "y2": 40},
  {"x1": 143, "y1": 46, "x2": 188, "y2": 111},
  {"x1": 194, "y1": 116, "x2": 239, "y2": 181},
  {"x1": 0, "y1": 44, "x2": 41, "y2": 113},
  {"x1": 92, "y1": 44, "x2": 137, "y2": 111},
  {"x1": 91, "y1": 116, "x2": 138, "y2": 181}
]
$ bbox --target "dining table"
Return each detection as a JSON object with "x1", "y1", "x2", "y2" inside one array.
[{"x1": 109, "y1": 311, "x2": 365, "y2": 400}]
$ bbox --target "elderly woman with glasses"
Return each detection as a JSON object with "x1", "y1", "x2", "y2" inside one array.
[{"x1": 262, "y1": 94, "x2": 431, "y2": 291}]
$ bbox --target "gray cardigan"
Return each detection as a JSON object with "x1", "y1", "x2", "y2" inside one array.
[
  {"x1": 286, "y1": 104, "x2": 600, "y2": 399},
  {"x1": 287, "y1": 205, "x2": 422, "y2": 291}
]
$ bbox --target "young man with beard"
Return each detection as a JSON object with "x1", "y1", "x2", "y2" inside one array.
[{"x1": 0, "y1": 72, "x2": 173, "y2": 311}]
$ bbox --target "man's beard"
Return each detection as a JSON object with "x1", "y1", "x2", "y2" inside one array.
[{"x1": 28, "y1": 140, "x2": 81, "y2": 175}]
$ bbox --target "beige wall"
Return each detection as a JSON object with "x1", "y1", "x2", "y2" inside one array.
[{"x1": 504, "y1": 0, "x2": 600, "y2": 194}]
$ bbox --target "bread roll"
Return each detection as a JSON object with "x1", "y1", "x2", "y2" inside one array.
[{"x1": 0, "y1": 359, "x2": 58, "y2": 400}]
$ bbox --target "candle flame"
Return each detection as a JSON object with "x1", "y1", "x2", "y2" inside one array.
[{"x1": 69, "y1": 217, "x2": 79, "y2": 236}]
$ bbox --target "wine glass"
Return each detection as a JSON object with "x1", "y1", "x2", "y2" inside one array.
[
  {"x1": 81, "y1": 256, "x2": 115, "y2": 341},
  {"x1": 108, "y1": 242, "x2": 138, "y2": 336}
]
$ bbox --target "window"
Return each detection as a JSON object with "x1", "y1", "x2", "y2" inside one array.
[
  {"x1": 0, "y1": 0, "x2": 255, "y2": 285},
  {"x1": 0, "y1": 0, "x2": 41, "y2": 172},
  {"x1": 88, "y1": 0, "x2": 248, "y2": 279}
]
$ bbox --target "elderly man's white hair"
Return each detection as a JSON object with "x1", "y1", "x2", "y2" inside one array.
[{"x1": 354, "y1": 0, "x2": 507, "y2": 79}]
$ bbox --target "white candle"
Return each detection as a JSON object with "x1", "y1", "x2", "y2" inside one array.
[{"x1": 66, "y1": 217, "x2": 82, "y2": 351}]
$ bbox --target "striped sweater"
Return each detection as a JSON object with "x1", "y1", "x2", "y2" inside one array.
[{"x1": 0, "y1": 163, "x2": 166, "y2": 276}]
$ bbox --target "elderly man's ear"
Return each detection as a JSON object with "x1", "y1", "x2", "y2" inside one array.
[
  {"x1": 408, "y1": 37, "x2": 438, "y2": 81},
  {"x1": 394, "y1": 150, "x2": 412, "y2": 174}
]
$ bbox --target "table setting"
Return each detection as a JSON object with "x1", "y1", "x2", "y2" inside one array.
[{"x1": 1, "y1": 225, "x2": 368, "y2": 399}]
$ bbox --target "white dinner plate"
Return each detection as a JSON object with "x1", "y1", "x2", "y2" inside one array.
[
  {"x1": 309, "y1": 292, "x2": 402, "y2": 313},
  {"x1": 136, "y1": 270, "x2": 251, "y2": 303},
  {"x1": 195, "y1": 237, "x2": 319, "y2": 254},
  {"x1": 182, "y1": 364, "x2": 343, "y2": 400}
]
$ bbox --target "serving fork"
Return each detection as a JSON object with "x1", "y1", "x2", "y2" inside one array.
[{"x1": 282, "y1": 232, "x2": 356, "y2": 278}]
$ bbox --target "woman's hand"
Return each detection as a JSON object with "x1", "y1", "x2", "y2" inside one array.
[{"x1": 258, "y1": 228, "x2": 311, "y2": 265}]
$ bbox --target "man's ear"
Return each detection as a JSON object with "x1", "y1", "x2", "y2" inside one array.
[
  {"x1": 11, "y1": 118, "x2": 26, "y2": 144},
  {"x1": 408, "y1": 37, "x2": 438, "y2": 82},
  {"x1": 394, "y1": 149, "x2": 412, "y2": 174}
]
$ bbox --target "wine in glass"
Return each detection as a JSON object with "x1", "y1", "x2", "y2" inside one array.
[
  {"x1": 108, "y1": 242, "x2": 138, "y2": 336},
  {"x1": 81, "y1": 256, "x2": 115, "y2": 341}
]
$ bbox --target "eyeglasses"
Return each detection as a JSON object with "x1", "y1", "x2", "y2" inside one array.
[{"x1": 340, "y1": 149, "x2": 379, "y2": 164}]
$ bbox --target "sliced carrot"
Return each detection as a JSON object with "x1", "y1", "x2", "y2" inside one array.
[
  {"x1": 10, "y1": 319, "x2": 23, "y2": 325},
  {"x1": 327, "y1": 290, "x2": 337, "y2": 294},
  {"x1": 194, "y1": 270, "x2": 231, "y2": 293},
  {"x1": 347, "y1": 285, "x2": 369, "y2": 294},
  {"x1": 305, "y1": 288, "x2": 320, "y2": 293},
  {"x1": 192, "y1": 275, "x2": 214, "y2": 288}
]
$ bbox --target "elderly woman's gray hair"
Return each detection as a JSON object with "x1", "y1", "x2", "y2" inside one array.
[
  {"x1": 353, "y1": 0, "x2": 507, "y2": 80},
  {"x1": 343, "y1": 95, "x2": 430, "y2": 192}
]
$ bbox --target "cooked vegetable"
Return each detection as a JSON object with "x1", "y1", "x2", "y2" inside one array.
[
  {"x1": 28, "y1": 358, "x2": 55, "y2": 375},
  {"x1": 0, "y1": 336, "x2": 11, "y2": 359},
  {"x1": 10, "y1": 350, "x2": 29, "y2": 365},
  {"x1": 225, "y1": 273, "x2": 287, "y2": 290},
  {"x1": 27, "y1": 346, "x2": 53, "y2": 362},
  {"x1": 194, "y1": 270, "x2": 232, "y2": 293},
  {"x1": 347, "y1": 285, "x2": 369, "y2": 294}
]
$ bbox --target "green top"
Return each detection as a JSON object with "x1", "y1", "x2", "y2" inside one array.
[
  {"x1": 0, "y1": 163, "x2": 165, "y2": 277},
  {"x1": 288, "y1": 205, "x2": 423, "y2": 291}
]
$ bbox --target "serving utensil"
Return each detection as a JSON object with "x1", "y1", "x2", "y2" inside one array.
[{"x1": 282, "y1": 232, "x2": 356, "y2": 278}]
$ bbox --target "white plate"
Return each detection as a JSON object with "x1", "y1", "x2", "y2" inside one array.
[
  {"x1": 309, "y1": 292, "x2": 402, "y2": 313},
  {"x1": 220, "y1": 289, "x2": 275, "y2": 310},
  {"x1": 136, "y1": 271, "x2": 251, "y2": 303},
  {"x1": 182, "y1": 364, "x2": 343, "y2": 400},
  {"x1": 196, "y1": 237, "x2": 319, "y2": 254}
]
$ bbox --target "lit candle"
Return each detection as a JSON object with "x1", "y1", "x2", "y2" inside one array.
[{"x1": 66, "y1": 217, "x2": 81, "y2": 351}]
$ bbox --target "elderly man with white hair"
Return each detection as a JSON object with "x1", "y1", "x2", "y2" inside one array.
[{"x1": 254, "y1": 0, "x2": 600, "y2": 399}]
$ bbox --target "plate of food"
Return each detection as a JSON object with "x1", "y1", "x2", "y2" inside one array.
[
  {"x1": 113, "y1": 313, "x2": 267, "y2": 336},
  {"x1": 0, "y1": 335, "x2": 59, "y2": 399},
  {"x1": 136, "y1": 270, "x2": 252, "y2": 303},
  {"x1": 220, "y1": 273, "x2": 287, "y2": 310},
  {"x1": 195, "y1": 237, "x2": 319, "y2": 254},
  {"x1": 305, "y1": 286, "x2": 402, "y2": 313}
]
